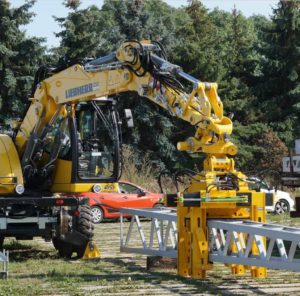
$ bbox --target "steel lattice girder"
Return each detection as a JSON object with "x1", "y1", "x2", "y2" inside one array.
[
  {"x1": 119, "y1": 208, "x2": 300, "y2": 272},
  {"x1": 120, "y1": 208, "x2": 177, "y2": 258},
  {"x1": 208, "y1": 220, "x2": 300, "y2": 272}
]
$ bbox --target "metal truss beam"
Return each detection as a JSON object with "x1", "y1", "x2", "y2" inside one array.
[
  {"x1": 120, "y1": 208, "x2": 177, "y2": 258},
  {"x1": 208, "y1": 220, "x2": 300, "y2": 272},
  {"x1": 119, "y1": 208, "x2": 300, "y2": 273}
]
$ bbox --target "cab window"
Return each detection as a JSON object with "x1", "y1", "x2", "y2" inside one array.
[
  {"x1": 119, "y1": 183, "x2": 142, "y2": 194},
  {"x1": 76, "y1": 103, "x2": 116, "y2": 180},
  {"x1": 44, "y1": 117, "x2": 71, "y2": 160}
]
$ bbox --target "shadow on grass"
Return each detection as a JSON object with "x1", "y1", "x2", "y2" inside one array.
[
  {"x1": 8, "y1": 248, "x2": 58, "y2": 262},
  {"x1": 3, "y1": 240, "x2": 58, "y2": 262},
  {"x1": 12, "y1": 256, "x2": 268, "y2": 295},
  {"x1": 3, "y1": 240, "x2": 33, "y2": 251},
  {"x1": 99, "y1": 257, "x2": 269, "y2": 295}
]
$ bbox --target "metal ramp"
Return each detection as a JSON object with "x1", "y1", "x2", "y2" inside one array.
[
  {"x1": 0, "y1": 249, "x2": 9, "y2": 279},
  {"x1": 120, "y1": 208, "x2": 300, "y2": 274}
]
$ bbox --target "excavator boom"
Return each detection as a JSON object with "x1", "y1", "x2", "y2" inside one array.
[{"x1": 15, "y1": 40, "x2": 237, "y2": 191}]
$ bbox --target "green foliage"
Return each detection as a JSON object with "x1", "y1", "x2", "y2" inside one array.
[
  {"x1": 258, "y1": 1, "x2": 300, "y2": 144},
  {"x1": 53, "y1": 3, "x2": 105, "y2": 66},
  {"x1": 0, "y1": 0, "x2": 45, "y2": 123},
  {"x1": 232, "y1": 122, "x2": 288, "y2": 173}
]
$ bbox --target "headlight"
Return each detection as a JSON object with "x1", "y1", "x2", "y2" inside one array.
[
  {"x1": 93, "y1": 184, "x2": 102, "y2": 193},
  {"x1": 15, "y1": 184, "x2": 25, "y2": 195}
]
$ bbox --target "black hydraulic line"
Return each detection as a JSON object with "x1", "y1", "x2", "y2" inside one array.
[
  {"x1": 158, "y1": 170, "x2": 176, "y2": 194},
  {"x1": 152, "y1": 40, "x2": 168, "y2": 60}
]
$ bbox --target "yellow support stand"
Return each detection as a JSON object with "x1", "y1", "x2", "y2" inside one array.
[{"x1": 82, "y1": 241, "x2": 101, "y2": 259}]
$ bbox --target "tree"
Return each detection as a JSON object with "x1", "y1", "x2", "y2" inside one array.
[
  {"x1": 0, "y1": 0, "x2": 45, "y2": 123},
  {"x1": 207, "y1": 7, "x2": 268, "y2": 172},
  {"x1": 169, "y1": 0, "x2": 218, "y2": 80},
  {"x1": 256, "y1": 130, "x2": 288, "y2": 172},
  {"x1": 232, "y1": 122, "x2": 288, "y2": 174},
  {"x1": 53, "y1": 2, "x2": 105, "y2": 67},
  {"x1": 258, "y1": 0, "x2": 300, "y2": 144},
  {"x1": 64, "y1": 0, "x2": 81, "y2": 10},
  {"x1": 214, "y1": 7, "x2": 261, "y2": 123}
]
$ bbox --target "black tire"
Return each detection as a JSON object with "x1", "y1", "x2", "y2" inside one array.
[
  {"x1": 73, "y1": 205, "x2": 94, "y2": 257},
  {"x1": 77, "y1": 205, "x2": 94, "y2": 239},
  {"x1": 53, "y1": 205, "x2": 94, "y2": 258},
  {"x1": 274, "y1": 199, "x2": 290, "y2": 214},
  {"x1": 91, "y1": 206, "x2": 104, "y2": 224}
]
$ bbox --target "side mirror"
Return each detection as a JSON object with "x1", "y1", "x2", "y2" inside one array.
[
  {"x1": 137, "y1": 191, "x2": 146, "y2": 197},
  {"x1": 124, "y1": 109, "x2": 134, "y2": 128}
]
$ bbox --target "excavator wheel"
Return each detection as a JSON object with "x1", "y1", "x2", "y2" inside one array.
[
  {"x1": 53, "y1": 205, "x2": 94, "y2": 259},
  {"x1": 74, "y1": 205, "x2": 94, "y2": 258},
  {"x1": 76, "y1": 205, "x2": 94, "y2": 240}
]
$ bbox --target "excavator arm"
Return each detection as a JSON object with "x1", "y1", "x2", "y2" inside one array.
[{"x1": 15, "y1": 40, "x2": 238, "y2": 187}]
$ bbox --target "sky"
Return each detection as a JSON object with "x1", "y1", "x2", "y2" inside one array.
[{"x1": 9, "y1": 0, "x2": 279, "y2": 48}]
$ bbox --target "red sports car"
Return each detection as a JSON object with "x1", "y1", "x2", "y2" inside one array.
[{"x1": 85, "y1": 181, "x2": 164, "y2": 223}]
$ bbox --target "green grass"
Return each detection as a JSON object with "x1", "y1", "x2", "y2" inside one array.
[{"x1": 267, "y1": 212, "x2": 300, "y2": 226}]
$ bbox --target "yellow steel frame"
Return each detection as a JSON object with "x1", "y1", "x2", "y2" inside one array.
[{"x1": 177, "y1": 168, "x2": 267, "y2": 279}]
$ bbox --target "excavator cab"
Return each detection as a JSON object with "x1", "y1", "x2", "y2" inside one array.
[
  {"x1": 76, "y1": 99, "x2": 120, "y2": 181},
  {"x1": 48, "y1": 98, "x2": 121, "y2": 193}
]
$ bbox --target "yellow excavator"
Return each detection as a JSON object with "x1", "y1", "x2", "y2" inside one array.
[{"x1": 0, "y1": 40, "x2": 270, "y2": 265}]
